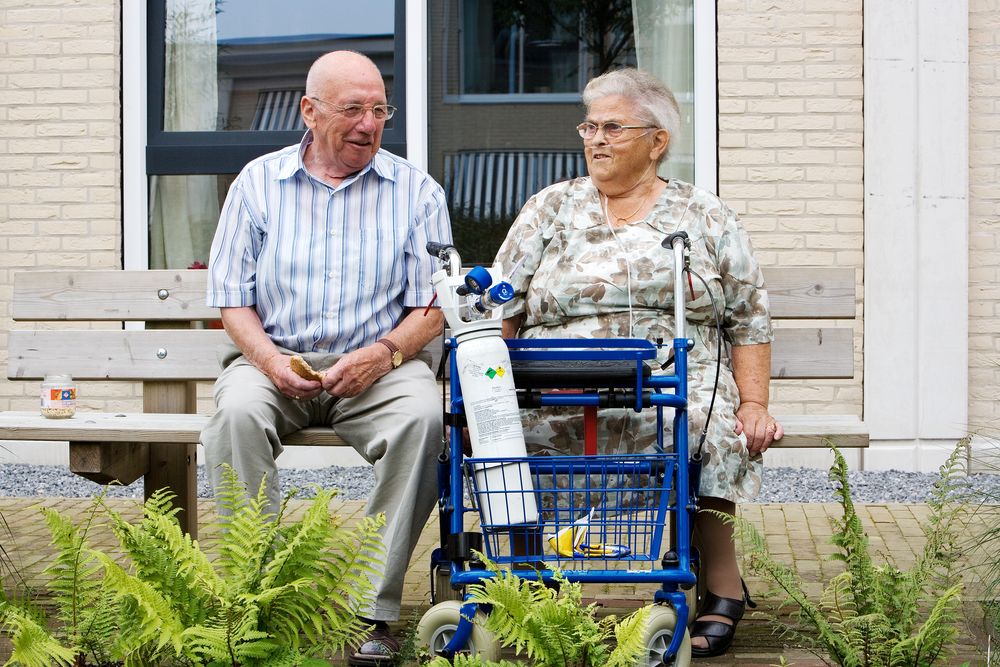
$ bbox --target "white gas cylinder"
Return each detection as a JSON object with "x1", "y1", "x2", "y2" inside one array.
[{"x1": 455, "y1": 325, "x2": 538, "y2": 526}]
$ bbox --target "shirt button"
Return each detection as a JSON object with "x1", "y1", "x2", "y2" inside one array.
[
  {"x1": 325, "y1": 311, "x2": 335, "y2": 319},
  {"x1": 327, "y1": 271, "x2": 336, "y2": 278},
  {"x1": 329, "y1": 230, "x2": 335, "y2": 236}
]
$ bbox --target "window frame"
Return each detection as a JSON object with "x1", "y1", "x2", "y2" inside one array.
[{"x1": 144, "y1": 0, "x2": 408, "y2": 175}]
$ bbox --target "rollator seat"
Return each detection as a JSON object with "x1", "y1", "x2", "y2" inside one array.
[{"x1": 510, "y1": 359, "x2": 652, "y2": 390}]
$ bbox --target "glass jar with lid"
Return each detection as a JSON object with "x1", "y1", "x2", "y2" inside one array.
[{"x1": 40, "y1": 374, "x2": 76, "y2": 418}]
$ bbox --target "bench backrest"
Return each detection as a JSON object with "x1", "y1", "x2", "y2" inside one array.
[{"x1": 8, "y1": 268, "x2": 857, "y2": 381}]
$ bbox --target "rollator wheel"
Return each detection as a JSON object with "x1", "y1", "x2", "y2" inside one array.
[
  {"x1": 639, "y1": 604, "x2": 691, "y2": 667},
  {"x1": 432, "y1": 566, "x2": 466, "y2": 603},
  {"x1": 417, "y1": 601, "x2": 500, "y2": 659}
]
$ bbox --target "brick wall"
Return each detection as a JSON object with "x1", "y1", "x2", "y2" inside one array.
[
  {"x1": 716, "y1": 0, "x2": 864, "y2": 417},
  {"x1": 969, "y1": 3, "x2": 1000, "y2": 432},
  {"x1": 0, "y1": 0, "x2": 131, "y2": 413}
]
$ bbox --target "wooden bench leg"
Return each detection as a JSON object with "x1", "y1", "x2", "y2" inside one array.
[
  {"x1": 144, "y1": 380, "x2": 198, "y2": 538},
  {"x1": 69, "y1": 441, "x2": 149, "y2": 485},
  {"x1": 146, "y1": 442, "x2": 198, "y2": 538}
]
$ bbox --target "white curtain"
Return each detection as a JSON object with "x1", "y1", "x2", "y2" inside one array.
[
  {"x1": 149, "y1": 0, "x2": 220, "y2": 269},
  {"x1": 631, "y1": 0, "x2": 695, "y2": 183}
]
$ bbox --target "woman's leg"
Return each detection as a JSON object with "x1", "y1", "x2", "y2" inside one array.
[{"x1": 691, "y1": 495, "x2": 743, "y2": 650}]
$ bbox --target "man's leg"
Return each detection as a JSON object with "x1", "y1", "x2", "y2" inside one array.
[
  {"x1": 202, "y1": 356, "x2": 311, "y2": 515},
  {"x1": 330, "y1": 359, "x2": 442, "y2": 622}
]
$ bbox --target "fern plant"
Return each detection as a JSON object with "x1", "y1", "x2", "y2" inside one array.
[
  {"x1": 427, "y1": 556, "x2": 652, "y2": 667},
  {"x1": 723, "y1": 442, "x2": 967, "y2": 666},
  {"x1": 1, "y1": 490, "x2": 125, "y2": 667},
  {"x1": 954, "y1": 434, "x2": 1000, "y2": 664},
  {"x1": 0, "y1": 466, "x2": 384, "y2": 666}
]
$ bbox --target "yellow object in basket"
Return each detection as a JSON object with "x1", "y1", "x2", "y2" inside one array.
[
  {"x1": 546, "y1": 508, "x2": 594, "y2": 557},
  {"x1": 578, "y1": 542, "x2": 631, "y2": 558},
  {"x1": 546, "y1": 508, "x2": 632, "y2": 558}
]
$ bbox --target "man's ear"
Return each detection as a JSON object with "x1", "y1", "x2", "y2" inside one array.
[{"x1": 300, "y1": 96, "x2": 317, "y2": 128}]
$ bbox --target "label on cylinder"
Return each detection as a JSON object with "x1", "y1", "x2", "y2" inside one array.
[{"x1": 462, "y1": 361, "x2": 523, "y2": 449}]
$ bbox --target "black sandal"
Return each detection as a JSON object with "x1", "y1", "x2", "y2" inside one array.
[
  {"x1": 690, "y1": 579, "x2": 756, "y2": 658},
  {"x1": 347, "y1": 623, "x2": 401, "y2": 666}
]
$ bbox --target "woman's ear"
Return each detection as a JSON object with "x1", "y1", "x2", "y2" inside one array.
[{"x1": 651, "y1": 129, "x2": 670, "y2": 162}]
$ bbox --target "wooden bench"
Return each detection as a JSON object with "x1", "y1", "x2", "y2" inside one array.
[{"x1": 1, "y1": 268, "x2": 867, "y2": 536}]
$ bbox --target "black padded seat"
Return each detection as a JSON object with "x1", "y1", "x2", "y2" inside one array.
[{"x1": 510, "y1": 359, "x2": 652, "y2": 390}]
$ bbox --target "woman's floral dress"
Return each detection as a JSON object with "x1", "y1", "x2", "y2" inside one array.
[{"x1": 495, "y1": 177, "x2": 773, "y2": 503}]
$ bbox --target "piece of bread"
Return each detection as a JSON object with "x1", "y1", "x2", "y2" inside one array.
[{"x1": 289, "y1": 355, "x2": 325, "y2": 382}]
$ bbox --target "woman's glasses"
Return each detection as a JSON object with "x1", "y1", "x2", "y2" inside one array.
[{"x1": 576, "y1": 121, "x2": 657, "y2": 140}]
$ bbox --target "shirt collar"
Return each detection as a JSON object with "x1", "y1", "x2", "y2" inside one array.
[{"x1": 275, "y1": 130, "x2": 396, "y2": 183}]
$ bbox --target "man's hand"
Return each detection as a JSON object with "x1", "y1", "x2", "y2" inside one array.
[
  {"x1": 323, "y1": 344, "x2": 393, "y2": 397},
  {"x1": 734, "y1": 401, "x2": 783, "y2": 456},
  {"x1": 263, "y1": 355, "x2": 323, "y2": 401}
]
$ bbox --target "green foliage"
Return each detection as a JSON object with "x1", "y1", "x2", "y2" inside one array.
[
  {"x1": 0, "y1": 507, "x2": 20, "y2": 601},
  {"x1": 427, "y1": 556, "x2": 651, "y2": 667},
  {"x1": 0, "y1": 466, "x2": 384, "y2": 666},
  {"x1": 430, "y1": 656, "x2": 522, "y2": 667},
  {"x1": 723, "y1": 442, "x2": 967, "y2": 666},
  {"x1": 0, "y1": 602, "x2": 77, "y2": 667},
  {"x1": 954, "y1": 435, "x2": 1000, "y2": 662}
]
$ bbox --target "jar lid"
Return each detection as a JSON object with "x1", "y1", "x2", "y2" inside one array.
[{"x1": 43, "y1": 374, "x2": 74, "y2": 383}]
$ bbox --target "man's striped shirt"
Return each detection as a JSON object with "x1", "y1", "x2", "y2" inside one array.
[{"x1": 207, "y1": 131, "x2": 453, "y2": 353}]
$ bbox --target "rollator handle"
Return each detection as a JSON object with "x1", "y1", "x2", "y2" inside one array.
[
  {"x1": 426, "y1": 242, "x2": 457, "y2": 259},
  {"x1": 662, "y1": 231, "x2": 690, "y2": 339},
  {"x1": 661, "y1": 231, "x2": 690, "y2": 252},
  {"x1": 426, "y1": 242, "x2": 462, "y2": 277}
]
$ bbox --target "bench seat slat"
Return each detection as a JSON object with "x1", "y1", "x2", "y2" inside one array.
[
  {"x1": 0, "y1": 412, "x2": 346, "y2": 446},
  {"x1": 10, "y1": 328, "x2": 855, "y2": 381},
  {"x1": 0, "y1": 411, "x2": 867, "y2": 449}
]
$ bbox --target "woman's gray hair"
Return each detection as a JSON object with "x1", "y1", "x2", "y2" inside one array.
[{"x1": 582, "y1": 68, "x2": 680, "y2": 163}]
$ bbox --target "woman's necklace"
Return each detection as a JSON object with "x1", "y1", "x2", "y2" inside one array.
[
  {"x1": 600, "y1": 160, "x2": 657, "y2": 226},
  {"x1": 604, "y1": 193, "x2": 649, "y2": 225}
]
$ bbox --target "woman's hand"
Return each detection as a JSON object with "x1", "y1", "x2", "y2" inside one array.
[{"x1": 735, "y1": 401, "x2": 783, "y2": 456}]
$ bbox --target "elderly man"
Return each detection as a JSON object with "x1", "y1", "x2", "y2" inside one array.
[{"x1": 203, "y1": 50, "x2": 451, "y2": 663}]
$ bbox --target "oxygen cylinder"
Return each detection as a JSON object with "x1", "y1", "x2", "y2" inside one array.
[{"x1": 455, "y1": 324, "x2": 538, "y2": 526}]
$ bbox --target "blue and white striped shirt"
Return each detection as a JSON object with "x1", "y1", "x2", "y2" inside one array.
[{"x1": 207, "y1": 131, "x2": 453, "y2": 354}]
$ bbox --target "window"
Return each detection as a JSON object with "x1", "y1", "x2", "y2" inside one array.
[
  {"x1": 458, "y1": 0, "x2": 637, "y2": 102},
  {"x1": 428, "y1": 0, "x2": 696, "y2": 263},
  {"x1": 144, "y1": 0, "x2": 404, "y2": 269}
]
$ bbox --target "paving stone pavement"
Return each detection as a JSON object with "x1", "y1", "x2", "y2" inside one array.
[{"x1": 0, "y1": 497, "x2": 991, "y2": 665}]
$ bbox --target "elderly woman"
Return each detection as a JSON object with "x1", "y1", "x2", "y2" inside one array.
[{"x1": 495, "y1": 68, "x2": 782, "y2": 657}]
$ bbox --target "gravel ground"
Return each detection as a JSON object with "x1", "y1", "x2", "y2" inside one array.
[{"x1": 1, "y1": 462, "x2": 999, "y2": 504}]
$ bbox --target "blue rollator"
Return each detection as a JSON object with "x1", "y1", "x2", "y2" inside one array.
[{"x1": 419, "y1": 237, "x2": 697, "y2": 665}]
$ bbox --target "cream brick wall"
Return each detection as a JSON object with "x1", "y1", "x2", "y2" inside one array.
[
  {"x1": 0, "y1": 0, "x2": 134, "y2": 414},
  {"x1": 717, "y1": 0, "x2": 865, "y2": 418},
  {"x1": 969, "y1": 2, "x2": 1000, "y2": 433}
]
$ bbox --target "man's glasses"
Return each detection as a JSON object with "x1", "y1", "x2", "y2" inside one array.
[
  {"x1": 576, "y1": 121, "x2": 657, "y2": 140},
  {"x1": 310, "y1": 97, "x2": 396, "y2": 121}
]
